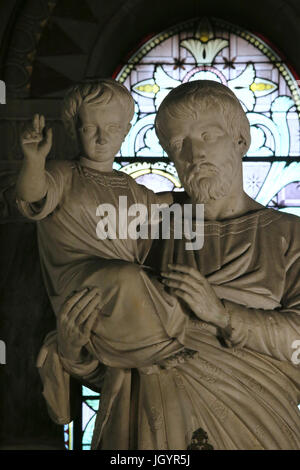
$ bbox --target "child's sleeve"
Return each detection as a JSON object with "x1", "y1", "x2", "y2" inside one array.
[
  {"x1": 127, "y1": 175, "x2": 172, "y2": 211},
  {"x1": 126, "y1": 176, "x2": 173, "y2": 263},
  {"x1": 16, "y1": 161, "x2": 66, "y2": 221}
]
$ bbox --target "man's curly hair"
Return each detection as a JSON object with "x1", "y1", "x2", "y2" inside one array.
[{"x1": 155, "y1": 80, "x2": 251, "y2": 158}]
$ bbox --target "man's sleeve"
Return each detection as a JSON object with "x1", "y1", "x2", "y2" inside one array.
[
  {"x1": 219, "y1": 223, "x2": 300, "y2": 365},
  {"x1": 16, "y1": 162, "x2": 66, "y2": 221}
]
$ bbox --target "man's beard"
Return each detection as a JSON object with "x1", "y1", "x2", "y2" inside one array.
[{"x1": 181, "y1": 160, "x2": 236, "y2": 203}]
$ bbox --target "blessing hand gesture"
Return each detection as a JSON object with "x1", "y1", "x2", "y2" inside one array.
[{"x1": 20, "y1": 113, "x2": 52, "y2": 161}]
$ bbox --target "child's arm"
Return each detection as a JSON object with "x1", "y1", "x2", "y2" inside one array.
[{"x1": 16, "y1": 113, "x2": 52, "y2": 202}]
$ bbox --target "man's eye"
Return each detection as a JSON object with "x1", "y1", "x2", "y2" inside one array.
[{"x1": 202, "y1": 132, "x2": 214, "y2": 141}]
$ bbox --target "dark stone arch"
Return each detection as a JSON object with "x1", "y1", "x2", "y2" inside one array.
[
  {"x1": 1, "y1": 0, "x2": 297, "y2": 98},
  {"x1": 86, "y1": 0, "x2": 300, "y2": 79},
  {"x1": 26, "y1": 0, "x2": 300, "y2": 97},
  {"x1": 2, "y1": 0, "x2": 58, "y2": 99},
  {"x1": 1, "y1": 0, "x2": 300, "y2": 96}
]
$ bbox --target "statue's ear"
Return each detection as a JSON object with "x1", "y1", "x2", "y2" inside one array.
[
  {"x1": 237, "y1": 135, "x2": 248, "y2": 155},
  {"x1": 122, "y1": 123, "x2": 131, "y2": 142}
]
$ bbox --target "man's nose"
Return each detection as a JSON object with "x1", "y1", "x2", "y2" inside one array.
[{"x1": 190, "y1": 141, "x2": 206, "y2": 164}]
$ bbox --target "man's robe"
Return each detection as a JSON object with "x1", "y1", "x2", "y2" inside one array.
[{"x1": 37, "y1": 207, "x2": 300, "y2": 450}]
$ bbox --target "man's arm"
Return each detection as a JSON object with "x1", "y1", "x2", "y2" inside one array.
[
  {"x1": 217, "y1": 220, "x2": 300, "y2": 363},
  {"x1": 161, "y1": 260, "x2": 300, "y2": 365},
  {"x1": 217, "y1": 299, "x2": 300, "y2": 363}
]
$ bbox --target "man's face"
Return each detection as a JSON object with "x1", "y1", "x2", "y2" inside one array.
[
  {"x1": 78, "y1": 98, "x2": 130, "y2": 163},
  {"x1": 161, "y1": 107, "x2": 242, "y2": 203}
]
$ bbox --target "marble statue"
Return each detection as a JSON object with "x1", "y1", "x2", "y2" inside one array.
[{"x1": 17, "y1": 79, "x2": 300, "y2": 450}]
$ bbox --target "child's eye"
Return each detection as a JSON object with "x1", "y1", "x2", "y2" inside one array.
[
  {"x1": 169, "y1": 140, "x2": 182, "y2": 151},
  {"x1": 108, "y1": 125, "x2": 120, "y2": 133},
  {"x1": 81, "y1": 125, "x2": 96, "y2": 134}
]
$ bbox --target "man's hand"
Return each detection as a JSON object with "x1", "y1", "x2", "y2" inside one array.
[
  {"x1": 57, "y1": 287, "x2": 100, "y2": 362},
  {"x1": 161, "y1": 264, "x2": 228, "y2": 328},
  {"x1": 21, "y1": 113, "x2": 52, "y2": 161}
]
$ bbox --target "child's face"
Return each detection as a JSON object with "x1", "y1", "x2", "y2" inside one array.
[{"x1": 78, "y1": 98, "x2": 130, "y2": 163}]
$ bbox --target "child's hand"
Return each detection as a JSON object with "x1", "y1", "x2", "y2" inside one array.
[{"x1": 20, "y1": 113, "x2": 52, "y2": 161}]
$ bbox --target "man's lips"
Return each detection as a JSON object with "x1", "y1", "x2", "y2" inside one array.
[
  {"x1": 186, "y1": 164, "x2": 218, "y2": 176},
  {"x1": 191, "y1": 162, "x2": 217, "y2": 170}
]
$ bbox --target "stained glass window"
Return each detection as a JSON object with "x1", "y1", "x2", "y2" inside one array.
[
  {"x1": 64, "y1": 386, "x2": 100, "y2": 450},
  {"x1": 64, "y1": 16, "x2": 300, "y2": 450},
  {"x1": 114, "y1": 16, "x2": 300, "y2": 214}
]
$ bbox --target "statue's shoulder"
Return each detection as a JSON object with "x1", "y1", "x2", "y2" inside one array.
[
  {"x1": 279, "y1": 211, "x2": 300, "y2": 238},
  {"x1": 119, "y1": 171, "x2": 144, "y2": 191},
  {"x1": 45, "y1": 159, "x2": 75, "y2": 172},
  {"x1": 269, "y1": 208, "x2": 300, "y2": 228},
  {"x1": 263, "y1": 208, "x2": 300, "y2": 249},
  {"x1": 116, "y1": 170, "x2": 132, "y2": 181},
  {"x1": 44, "y1": 159, "x2": 77, "y2": 180}
]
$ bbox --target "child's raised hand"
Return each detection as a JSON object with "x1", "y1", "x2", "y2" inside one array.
[{"x1": 20, "y1": 113, "x2": 53, "y2": 161}]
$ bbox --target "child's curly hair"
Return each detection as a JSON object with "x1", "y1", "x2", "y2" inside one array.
[{"x1": 61, "y1": 79, "x2": 134, "y2": 146}]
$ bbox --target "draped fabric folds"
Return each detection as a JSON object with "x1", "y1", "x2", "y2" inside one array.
[{"x1": 36, "y1": 208, "x2": 300, "y2": 449}]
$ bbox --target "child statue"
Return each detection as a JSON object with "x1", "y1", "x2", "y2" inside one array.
[{"x1": 16, "y1": 79, "x2": 188, "y2": 367}]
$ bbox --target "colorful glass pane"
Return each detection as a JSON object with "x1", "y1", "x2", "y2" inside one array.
[
  {"x1": 81, "y1": 389, "x2": 100, "y2": 450},
  {"x1": 64, "y1": 422, "x2": 73, "y2": 450},
  {"x1": 117, "y1": 18, "x2": 300, "y2": 160},
  {"x1": 113, "y1": 17, "x2": 300, "y2": 215}
]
